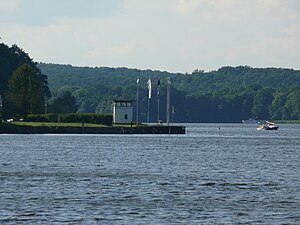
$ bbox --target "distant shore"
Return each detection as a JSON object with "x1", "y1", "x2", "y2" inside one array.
[{"x1": 274, "y1": 120, "x2": 300, "y2": 124}]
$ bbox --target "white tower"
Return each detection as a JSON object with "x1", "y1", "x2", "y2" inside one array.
[{"x1": 112, "y1": 100, "x2": 133, "y2": 124}]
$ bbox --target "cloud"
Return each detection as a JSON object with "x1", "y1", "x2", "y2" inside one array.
[
  {"x1": 0, "y1": 0, "x2": 123, "y2": 26},
  {"x1": 176, "y1": 0, "x2": 202, "y2": 14},
  {"x1": 175, "y1": 0, "x2": 297, "y2": 18},
  {"x1": 90, "y1": 41, "x2": 137, "y2": 60},
  {"x1": 1, "y1": 0, "x2": 300, "y2": 72},
  {"x1": 0, "y1": 0, "x2": 20, "y2": 13}
]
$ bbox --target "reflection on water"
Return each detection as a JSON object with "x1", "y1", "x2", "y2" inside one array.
[{"x1": 0, "y1": 124, "x2": 299, "y2": 224}]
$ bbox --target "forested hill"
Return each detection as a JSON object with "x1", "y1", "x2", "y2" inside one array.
[
  {"x1": 39, "y1": 63, "x2": 299, "y2": 93},
  {"x1": 38, "y1": 63, "x2": 300, "y2": 122},
  {"x1": 38, "y1": 63, "x2": 180, "y2": 91}
]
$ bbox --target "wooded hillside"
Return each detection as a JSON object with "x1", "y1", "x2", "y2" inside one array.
[{"x1": 38, "y1": 63, "x2": 300, "y2": 122}]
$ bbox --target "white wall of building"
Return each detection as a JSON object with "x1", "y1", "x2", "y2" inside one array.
[{"x1": 113, "y1": 101, "x2": 133, "y2": 124}]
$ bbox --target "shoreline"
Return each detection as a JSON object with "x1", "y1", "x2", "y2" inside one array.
[{"x1": 0, "y1": 123, "x2": 186, "y2": 134}]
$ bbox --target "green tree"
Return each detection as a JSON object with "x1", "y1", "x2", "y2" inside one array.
[
  {"x1": 269, "y1": 91, "x2": 287, "y2": 120},
  {"x1": 282, "y1": 89, "x2": 300, "y2": 120},
  {"x1": 0, "y1": 58, "x2": 11, "y2": 96},
  {"x1": 38, "y1": 63, "x2": 300, "y2": 122},
  {"x1": 0, "y1": 44, "x2": 40, "y2": 95},
  {"x1": 1, "y1": 43, "x2": 51, "y2": 119},
  {"x1": 7, "y1": 64, "x2": 45, "y2": 116},
  {"x1": 51, "y1": 91, "x2": 78, "y2": 113},
  {"x1": 252, "y1": 88, "x2": 274, "y2": 119}
]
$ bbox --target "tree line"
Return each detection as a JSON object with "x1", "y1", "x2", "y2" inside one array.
[
  {"x1": 0, "y1": 43, "x2": 77, "y2": 120},
  {"x1": 1, "y1": 42, "x2": 299, "y2": 122},
  {"x1": 38, "y1": 63, "x2": 300, "y2": 122}
]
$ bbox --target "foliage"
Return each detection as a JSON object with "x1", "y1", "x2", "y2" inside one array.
[
  {"x1": 1, "y1": 42, "x2": 299, "y2": 122},
  {"x1": 38, "y1": 63, "x2": 300, "y2": 122},
  {"x1": 281, "y1": 89, "x2": 300, "y2": 120},
  {"x1": 0, "y1": 43, "x2": 50, "y2": 118},
  {"x1": 12, "y1": 122, "x2": 109, "y2": 127},
  {"x1": 0, "y1": 44, "x2": 33, "y2": 96},
  {"x1": 49, "y1": 91, "x2": 78, "y2": 114},
  {"x1": 6, "y1": 64, "x2": 45, "y2": 116},
  {"x1": 27, "y1": 113, "x2": 113, "y2": 126},
  {"x1": 252, "y1": 88, "x2": 274, "y2": 119}
]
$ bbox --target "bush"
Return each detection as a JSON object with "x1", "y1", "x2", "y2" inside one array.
[
  {"x1": 26, "y1": 114, "x2": 59, "y2": 122},
  {"x1": 26, "y1": 113, "x2": 113, "y2": 126}
]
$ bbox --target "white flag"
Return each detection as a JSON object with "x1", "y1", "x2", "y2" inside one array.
[
  {"x1": 167, "y1": 77, "x2": 171, "y2": 85},
  {"x1": 147, "y1": 78, "x2": 152, "y2": 99}
]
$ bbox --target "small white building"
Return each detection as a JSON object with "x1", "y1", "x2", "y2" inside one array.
[{"x1": 112, "y1": 100, "x2": 133, "y2": 124}]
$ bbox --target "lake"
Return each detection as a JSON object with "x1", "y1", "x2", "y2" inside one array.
[{"x1": 0, "y1": 123, "x2": 299, "y2": 224}]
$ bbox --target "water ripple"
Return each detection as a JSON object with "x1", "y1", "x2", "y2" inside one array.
[{"x1": 0, "y1": 124, "x2": 299, "y2": 224}]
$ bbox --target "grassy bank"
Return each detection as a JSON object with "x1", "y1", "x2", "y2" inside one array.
[{"x1": 275, "y1": 120, "x2": 300, "y2": 124}]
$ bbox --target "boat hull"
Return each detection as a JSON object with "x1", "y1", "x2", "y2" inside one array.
[
  {"x1": 264, "y1": 126, "x2": 278, "y2": 130},
  {"x1": 257, "y1": 125, "x2": 279, "y2": 130}
]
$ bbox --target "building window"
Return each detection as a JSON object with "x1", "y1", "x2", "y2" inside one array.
[
  {"x1": 124, "y1": 114, "x2": 128, "y2": 120},
  {"x1": 116, "y1": 102, "x2": 121, "y2": 106},
  {"x1": 127, "y1": 102, "x2": 131, "y2": 106},
  {"x1": 122, "y1": 102, "x2": 126, "y2": 107}
]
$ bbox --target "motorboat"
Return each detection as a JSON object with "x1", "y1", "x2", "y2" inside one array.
[
  {"x1": 242, "y1": 118, "x2": 259, "y2": 124},
  {"x1": 257, "y1": 121, "x2": 279, "y2": 130}
]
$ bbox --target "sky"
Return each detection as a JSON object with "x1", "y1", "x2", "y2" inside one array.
[{"x1": 1, "y1": 0, "x2": 300, "y2": 73}]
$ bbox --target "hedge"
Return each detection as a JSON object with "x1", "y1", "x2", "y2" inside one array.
[{"x1": 26, "y1": 113, "x2": 113, "y2": 126}]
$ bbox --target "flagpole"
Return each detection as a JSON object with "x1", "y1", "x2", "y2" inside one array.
[
  {"x1": 136, "y1": 77, "x2": 139, "y2": 125},
  {"x1": 157, "y1": 78, "x2": 160, "y2": 124},
  {"x1": 147, "y1": 78, "x2": 151, "y2": 123},
  {"x1": 166, "y1": 77, "x2": 171, "y2": 126},
  {"x1": 147, "y1": 98, "x2": 150, "y2": 123},
  {"x1": 157, "y1": 97, "x2": 160, "y2": 124}
]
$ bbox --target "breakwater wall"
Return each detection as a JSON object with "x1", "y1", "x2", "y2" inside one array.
[{"x1": 0, "y1": 124, "x2": 185, "y2": 134}]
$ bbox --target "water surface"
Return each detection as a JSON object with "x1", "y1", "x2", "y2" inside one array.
[{"x1": 0, "y1": 123, "x2": 299, "y2": 224}]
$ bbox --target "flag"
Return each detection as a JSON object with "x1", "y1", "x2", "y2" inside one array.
[
  {"x1": 157, "y1": 78, "x2": 160, "y2": 97},
  {"x1": 136, "y1": 77, "x2": 140, "y2": 84},
  {"x1": 167, "y1": 77, "x2": 171, "y2": 85},
  {"x1": 147, "y1": 78, "x2": 152, "y2": 99}
]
